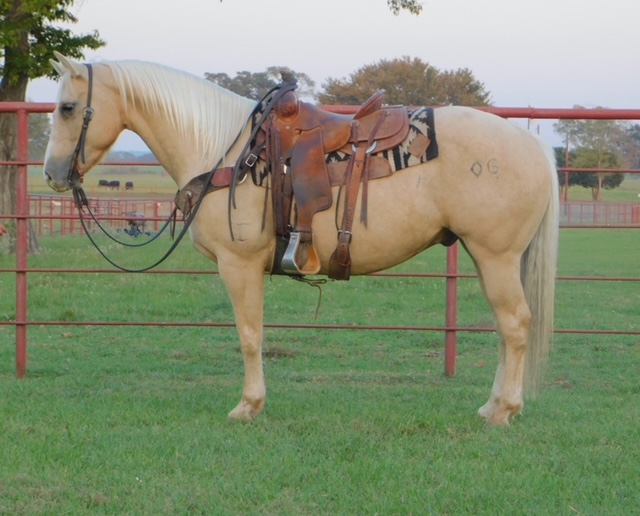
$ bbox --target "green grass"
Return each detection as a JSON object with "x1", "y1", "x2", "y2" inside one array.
[
  {"x1": 563, "y1": 173, "x2": 640, "y2": 202},
  {"x1": 0, "y1": 229, "x2": 638, "y2": 514}
]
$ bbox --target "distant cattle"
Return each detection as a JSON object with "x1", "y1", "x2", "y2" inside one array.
[
  {"x1": 98, "y1": 179, "x2": 109, "y2": 188},
  {"x1": 125, "y1": 181, "x2": 134, "y2": 190},
  {"x1": 107, "y1": 180, "x2": 120, "y2": 190}
]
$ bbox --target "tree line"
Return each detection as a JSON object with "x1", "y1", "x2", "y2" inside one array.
[{"x1": 554, "y1": 108, "x2": 639, "y2": 201}]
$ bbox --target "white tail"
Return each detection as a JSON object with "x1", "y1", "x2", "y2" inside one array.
[{"x1": 522, "y1": 144, "x2": 560, "y2": 394}]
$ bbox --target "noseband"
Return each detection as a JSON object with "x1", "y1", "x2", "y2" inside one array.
[{"x1": 68, "y1": 63, "x2": 95, "y2": 191}]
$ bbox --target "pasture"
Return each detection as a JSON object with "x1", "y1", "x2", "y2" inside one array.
[
  {"x1": 0, "y1": 228, "x2": 638, "y2": 514},
  {"x1": 28, "y1": 165, "x2": 177, "y2": 199}
]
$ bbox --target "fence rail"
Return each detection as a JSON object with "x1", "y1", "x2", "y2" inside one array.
[
  {"x1": 1, "y1": 102, "x2": 639, "y2": 379},
  {"x1": 23, "y1": 194, "x2": 640, "y2": 238}
]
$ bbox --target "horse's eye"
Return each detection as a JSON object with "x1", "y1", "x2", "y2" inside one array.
[{"x1": 60, "y1": 102, "x2": 76, "y2": 117}]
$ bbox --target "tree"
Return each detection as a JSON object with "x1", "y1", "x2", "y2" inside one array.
[
  {"x1": 570, "y1": 148, "x2": 623, "y2": 201},
  {"x1": 218, "y1": 0, "x2": 423, "y2": 16},
  {"x1": 554, "y1": 146, "x2": 575, "y2": 201},
  {"x1": 553, "y1": 106, "x2": 627, "y2": 201},
  {"x1": 28, "y1": 111, "x2": 50, "y2": 161},
  {"x1": 318, "y1": 57, "x2": 491, "y2": 106},
  {"x1": 205, "y1": 67, "x2": 316, "y2": 101},
  {"x1": 620, "y1": 123, "x2": 640, "y2": 169},
  {"x1": 1, "y1": 0, "x2": 104, "y2": 252},
  {"x1": 387, "y1": 0, "x2": 422, "y2": 15}
]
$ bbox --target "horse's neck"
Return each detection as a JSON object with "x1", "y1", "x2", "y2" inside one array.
[
  {"x1": 126, "y1": 109, "x2": 253, "y2": 189},
  {"x1": 118, "y1": 84, "x2": 255, "y2": 189}
]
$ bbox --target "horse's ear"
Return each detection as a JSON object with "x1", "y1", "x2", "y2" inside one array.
[
  {"x1": 50, "y1": 57, "x2": 67, "y2": 77},
  {"x1": 51, "y1": 51, "x2": 86, "y2": 78}
]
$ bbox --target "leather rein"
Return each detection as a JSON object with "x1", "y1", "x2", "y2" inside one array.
[
  {"x1": 69, "y1": 63, "x2": 190, "y2": 272},
  {"x1": 68, "y1": 64, "x2": 295, "y2": 273}
]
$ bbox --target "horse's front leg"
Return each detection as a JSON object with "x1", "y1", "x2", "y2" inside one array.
[{"x1": 218, "y1": 257, "x2": 267, "y2": 421}]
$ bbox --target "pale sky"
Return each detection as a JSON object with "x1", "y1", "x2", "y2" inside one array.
[{"x1": 27, "y1": 0, "x2": 640, "y2": 151}]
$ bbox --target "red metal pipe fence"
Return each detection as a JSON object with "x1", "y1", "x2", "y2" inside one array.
[
  {"x1": 1, "y1": 102, "x2": 640, "y2": 379},
  {"x1": 23, "y1": 195, "x2": 640, "y2": 237}
]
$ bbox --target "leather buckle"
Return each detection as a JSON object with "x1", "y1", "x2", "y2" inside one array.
[{"x1": 244, "y1": 153, "x2": 258, "y2": 167}]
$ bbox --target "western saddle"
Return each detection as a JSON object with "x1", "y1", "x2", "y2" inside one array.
[
  {"x1": 174, "y1": 77, "x2": 414, "y2": 280},
  {"x1": 265, "y1": 78, "x2": 411, "y2": 280}
]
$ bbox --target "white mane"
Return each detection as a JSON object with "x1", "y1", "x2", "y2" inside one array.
[{"x1": 103, "y1": 60, "x2": 257, "y2": 161}]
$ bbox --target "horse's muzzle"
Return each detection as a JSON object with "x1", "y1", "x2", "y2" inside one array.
[
  {"x1": 45, "y1": 173, "x2": 73, "y2": 192},
  {"x1": 44, "y1": 158, "x2": 82, "y2": 192}
]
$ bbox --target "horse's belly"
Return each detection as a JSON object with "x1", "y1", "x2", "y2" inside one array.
[{"x1": 311, "y1": 168, "x2": 443, "y2": 275}]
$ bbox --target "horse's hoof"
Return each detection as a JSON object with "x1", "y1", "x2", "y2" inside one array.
[
  {"x1": 478, "y1": 401, "x2": 521, "y2": 426},
  {"x1": 228, "y1": 400, "x2": 262, "y2": 421},
  {"x1": 478, "y1": 401, "x2": 497, "y2": 419},
  {"x1": 482, "y1": 412, "x2": 511, "y2": 427}
]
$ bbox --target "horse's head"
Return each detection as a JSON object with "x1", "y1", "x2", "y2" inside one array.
[{"x1": 44, "y1": 52, "x2": 125, "y2": 192}]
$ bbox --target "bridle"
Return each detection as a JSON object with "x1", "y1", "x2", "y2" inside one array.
[
  {"x1": 68, "y1": 63, "x2": 193, "y2": 272},
  {"x1": 67, "y1": 63, "x2": 95, "y2": 189},
  {"x1": 67, "y1": 62, "x2": 297, "y2": 273}
]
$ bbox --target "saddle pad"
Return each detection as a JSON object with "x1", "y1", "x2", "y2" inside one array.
[{"x1": 325, "y1": 107, "x2": 439, "y2": 173}]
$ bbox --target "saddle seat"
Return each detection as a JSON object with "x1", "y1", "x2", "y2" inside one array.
[
  {"x1": 267, "y1": 88, "x2": 411, "y2": 279},
  {"x1": 272, "y1": 90, "x2": 409, "y2": 156}
]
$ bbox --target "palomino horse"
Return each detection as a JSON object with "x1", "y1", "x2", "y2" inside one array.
[{"x1": 44, "y1": 53, "x2": 558, "y2": 425}]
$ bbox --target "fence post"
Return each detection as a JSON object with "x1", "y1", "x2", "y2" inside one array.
[
  {"x1": 15, "y1": 109, "x2": 29, "y2": 378},
  {"x1": 444, "y1": 242, "x2": 458, "y2": 376},
  {"x1": 154, "y1": 201, "x2": 159, "y2": 232}
]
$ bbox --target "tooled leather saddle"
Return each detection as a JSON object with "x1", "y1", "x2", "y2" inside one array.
[
  {"x1": 266, "y1": 83, "x2": 411, "y2": 280},
  {"x1": 174, "y1": 77, "x2": 438, "y2": 280}
]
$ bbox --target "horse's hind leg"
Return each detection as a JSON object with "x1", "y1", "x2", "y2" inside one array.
[
  {"x1": 471, "y1": 251, "x2": 532, "y2": 426},
  {"x1": 217, "y1": 258, "x2": 267, "y2": 421}
]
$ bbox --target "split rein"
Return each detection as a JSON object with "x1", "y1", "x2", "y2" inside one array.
[
  {"x1": 68, "y1": 64, "x2": 296, "y2": 273},
  {"x1": 67, "y1": 64, "x2": 192, "y2": 272},
  {"x1": 71, "y1": 186, "x2": 184, "y2": 273}
]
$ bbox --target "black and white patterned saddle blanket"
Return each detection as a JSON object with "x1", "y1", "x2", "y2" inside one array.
[{"x1": 325, "y1": 107, "x2": 439, "y2": 172}]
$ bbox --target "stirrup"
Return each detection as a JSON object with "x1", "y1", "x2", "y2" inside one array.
[{"x1": 281, "y1": 232, "x2": 321, "y2": 275}]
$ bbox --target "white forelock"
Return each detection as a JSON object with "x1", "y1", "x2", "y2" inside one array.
[{"x1": 103, "y1": 60, "x2": 257, "y2": 161}]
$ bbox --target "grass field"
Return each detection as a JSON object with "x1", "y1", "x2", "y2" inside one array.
[{"x1": 0, "y1": 226, "x2": 638, "y2": 514}]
